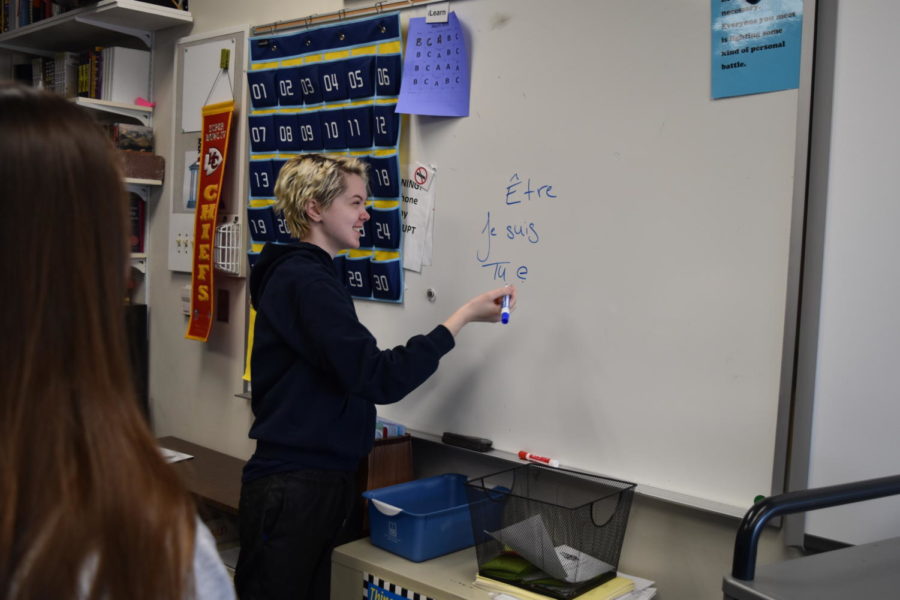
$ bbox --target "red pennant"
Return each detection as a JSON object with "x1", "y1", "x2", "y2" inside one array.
[{"x1": 186, "y1": 100, "x2": 234, "y2": 342}]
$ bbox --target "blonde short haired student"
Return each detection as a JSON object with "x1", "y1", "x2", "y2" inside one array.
[
  {"x1": 0, "y1": 83, "x2": 235, "y2": 599},
  {"x1": 235, "y1": 153, "x2": 517, "y2": 599}
]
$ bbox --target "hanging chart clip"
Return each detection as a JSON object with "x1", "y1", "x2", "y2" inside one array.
[
  {"x1": 426, "y1": 1, "x2": 450, "y2": 23},
  {"x1": 203, "y1": 44, "x2": 235, "y2": 107}
]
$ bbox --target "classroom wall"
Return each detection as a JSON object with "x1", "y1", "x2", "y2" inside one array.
[
  {"x1": 146, "y1": 0, "x2": 342, "y2": 462},
  {"x1": 145, "y1": 1, "x2": 799, "y2": 599}
]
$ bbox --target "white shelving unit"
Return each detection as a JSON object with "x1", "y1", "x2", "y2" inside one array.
[
  {"x1": 76, "y1": 97, "x2": 153, "y2": 126},
  {"x1": 1, "y1": 0, "x2": 193, "y2": 304},
  {"x1": 125, "y1": 176, "x2": 164, "y2": 187},
  {"x1": 0, "y1": 0, "x2": 192, "y2": 55}
]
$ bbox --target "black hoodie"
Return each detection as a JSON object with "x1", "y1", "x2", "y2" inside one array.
[{"x1": 243, "y1": 242, "x2": 455, "y2": 482}]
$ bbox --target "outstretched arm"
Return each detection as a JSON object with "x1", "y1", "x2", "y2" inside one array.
[{"x1": 442, "y1": 285, "x2": 517, "y2": 337}]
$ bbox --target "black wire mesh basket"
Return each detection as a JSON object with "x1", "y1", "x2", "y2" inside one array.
[{"x1": 465, "y1": 464, "x2": 636, "y2": 600}]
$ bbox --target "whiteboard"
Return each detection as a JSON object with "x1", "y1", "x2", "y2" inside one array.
[
  {"x1": 796, "y1": 0, "x2": 900, "y2": 545},
  {"x1": 357, "y1": 0, "x2": 811, "y2": 514}
]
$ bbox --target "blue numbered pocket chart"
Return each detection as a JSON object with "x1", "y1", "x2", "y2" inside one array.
[{"x1": 247, "y1": 13, "x2": 405, "y2": 302}]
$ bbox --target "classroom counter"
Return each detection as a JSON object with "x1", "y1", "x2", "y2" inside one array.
[{"x1": 331, "y1": 538, "x2": 490, "y2": 600}]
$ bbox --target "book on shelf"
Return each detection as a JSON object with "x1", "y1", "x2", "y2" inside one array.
[
  {"x1": 53, "y1": 51, "x2": 79, "y2": 97},
  {"x1": 30, "y1": 0, "x2": 52, "y2": 23},
  {"x1": 1, "y1": 0, "x2": 83, "y2": 31},
  {"x1": 3, "y1": 0, "x2": 18, "y2": 32},
  {"x1": 73, "y1": 46, "x2": 151, "y2": 101},
  {"x1": 75, "y1": 47, "x2": 103, "y2": 98},
  {"x1": 29, "y1": 57, "x2": 42, "y2": 87},
  {"x1": 29, "y1": 56, "x2": 54, "y2": 89},
  {"x1": 106, "y1": 122, "x2": 154, "y2": 152},
  {"x1": 16, "y1": 0, "x2": 27, "y2": 27},
  {"x1": 39, "y1": 55, "x2": 54, "y2": 88},
  {"x1": 129, "y1": 191, "x2": 145, "y2": 254},
  {"x1": 0, "y1": 0, "x2": 29, "y2": 32}
]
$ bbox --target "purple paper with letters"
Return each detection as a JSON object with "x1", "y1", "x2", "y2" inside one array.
[{"x1": 396, "y1": 11, "x2": 470, "y2": 117}]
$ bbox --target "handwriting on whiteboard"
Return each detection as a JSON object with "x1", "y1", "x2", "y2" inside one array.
[{"x1": 476, "y1": 173, "x2": 558, "y2": 282}]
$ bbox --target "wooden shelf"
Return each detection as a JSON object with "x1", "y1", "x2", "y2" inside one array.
[
  {"x1": 0, "y1": 0, "x2": 192, "y2": 55},
  {"x1": 158, "y1": 436, "x2": 245, "y2": 515}
]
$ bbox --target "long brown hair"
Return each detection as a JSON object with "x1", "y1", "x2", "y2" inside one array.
[{"x1": 0, "y1": 83, "x2": 196, "y2": 599}]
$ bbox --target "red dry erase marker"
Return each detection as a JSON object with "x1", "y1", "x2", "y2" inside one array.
[{"x1": 518, "y1": 450, "x2": 560, "y2": 468}]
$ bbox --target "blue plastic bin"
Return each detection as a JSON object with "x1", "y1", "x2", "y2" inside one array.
[{"x1": 362, "y1": 473, "x2": 476, "y2": 562}]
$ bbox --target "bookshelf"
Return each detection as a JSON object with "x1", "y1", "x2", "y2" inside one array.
[
  {"x1": 1, "y1": 0, "x2": 193, "y2": 306},
  {"x1": 0, "y1": 3, "x2": 191, "y2": 433},
  {"x1": 0, "y1": 0, "x2": 192, "y2": 54},
  {"x1": 55, "y1": 101, "x2": 159, "y2": 301}
]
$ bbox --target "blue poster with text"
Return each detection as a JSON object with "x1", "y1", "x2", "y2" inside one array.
[{"x1": 711, "y1": 0, "x2": 802, "y2": 99}]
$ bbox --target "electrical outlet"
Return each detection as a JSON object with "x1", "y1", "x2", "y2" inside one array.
[{"x1": 181, "y1": 284, "x2": 192, "y2": 316}]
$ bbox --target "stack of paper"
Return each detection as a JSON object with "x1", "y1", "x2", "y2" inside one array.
[{"x1": 474, "y1": 572, "x2": 656, "y2": 600}]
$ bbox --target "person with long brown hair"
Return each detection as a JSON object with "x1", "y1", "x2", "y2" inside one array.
[{"x1": 0, "y1": 82, "x2": 235, "y2": 599}]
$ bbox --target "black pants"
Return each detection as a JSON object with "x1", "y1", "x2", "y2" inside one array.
[{"x1": 234, "y1": 469, "x2": 357, "y2": 600}]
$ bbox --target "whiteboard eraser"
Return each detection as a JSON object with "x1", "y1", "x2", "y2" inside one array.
[{"x1": 442, "y1": 432, "x2": 493, "y2": 452}]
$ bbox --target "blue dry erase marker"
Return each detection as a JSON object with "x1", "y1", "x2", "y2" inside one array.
[{"x1": 501, "y1": 294, "x2": 511, "y2": 324}]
